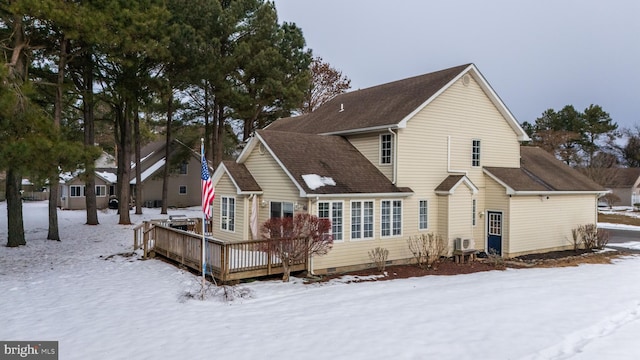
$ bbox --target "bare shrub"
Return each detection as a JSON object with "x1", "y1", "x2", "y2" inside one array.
[
  {"x1": 407, "y1": 233, "x2": 447, "y2": 269},
  {"x1": 595, "y1": 228, "x2": 610, "y2": 249},
  {"x1": 570, "y1": 227, "x2": 580, "y2": 251},
  {"x1": 260, "y1": 213, "x2": 333, "y2": 282},
  {"x1": 179, "y1": 277, "x2": 252, "y2": 303},
  {"x1": 574, "y1": 224, "x2": 609, "y2": 250},
  {"x1": 368, "y1": 247, "x2": 389, "y2": 272},
  {"x1": 487, "y1": 249, "x2": 505, "y2": 267}
]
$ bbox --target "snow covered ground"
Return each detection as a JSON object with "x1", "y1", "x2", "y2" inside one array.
[{"x1": 1, "y1": 201, "x2": 640, "y2": 360}]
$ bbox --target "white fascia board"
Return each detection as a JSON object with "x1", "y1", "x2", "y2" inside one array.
[
  {"x1": 468, "y1": 65, "x2": 531, "y2": 142},
  {"x1": 303, "y1": 192, "x2": 413, "y2": 199},
  {"x1": 253, "y1": 132, "x2": 308, "y2": 198},
  {"x1": 511, "y1": 190, "x2": 610, "y2": 196},
  {"x1": 319, "y1": 124, "x2": 401, "y2": 136},
  {"x1": 236, "y1": 136, "x2": 259, "y2": 163}
]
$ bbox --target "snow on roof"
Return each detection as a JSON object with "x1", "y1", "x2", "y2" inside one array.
[
  {"x1": 21, "y1": 179, "x2": 32, "y2": 186},
  {"x1": 301, "y1": 174, "x2": 336, "y2": 190},
  {"x1": 96, "y1": 171, "x2": 117, "y2": 184},
  {"x1": 130, "y1": 158, "x2": 166, "y2": 184}
]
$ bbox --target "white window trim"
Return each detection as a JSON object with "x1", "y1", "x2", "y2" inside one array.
[
  {"x1": 418, "y1": 199, "x2": 429, "y2": 230},
  {"x1": 179, "y1": 162, "x2": 188, "y2": 175},
  {"x1": 379, "y1": 133, "x2": 393, "y2": 165},
  {"x1": 220, "y1": 196, "x2": 236, "y2": 232},
  {"x1": 70, "y1": 185, "x2": 85, "y2": 197},
  {"x1": 380, "y1": 199, "x2": 403, "y2": 238},
  {"x1": 318, "y1": 200, "x2": 344, "y2": 242},
  {"x1": 179, "y1": 185, "x2": 187, "y2": 195},
  {"x1": 95, "y1": 185, "x2": 107, "y2": 197},
  {"x1": 350, "y1": 200, "x2": 375, "y2": 241},
  {"x1": 472, "y1": 139, "x2": 481, "y2": 167}
]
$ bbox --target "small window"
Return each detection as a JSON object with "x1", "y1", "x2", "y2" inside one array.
[
  {"x1": 419, "y1": 200, "x2": 428, "y2": 230},
  {"x1": 70, "y1": 185, "x2": 85, "y2": 197},
  {"x1": 472, "y1": 139, "x2": 481, "y2": 167},
  {"x1": 179, "y1": 185, "x2": 187, "y2": 195},
  {"x1": 109, "y1": 185, "x2": 116, "y2": 196},
  {"x1": 179, "y1": 162, "x2": 188, "y2": 175},
  {"x1": 95, "y1": 185, "x2": 107, "y2": 197},
  {"x1": 380, "y1": 134, "x2": 392, "y2": 164},
  {"x1": 472, "y1": 199, "x2": 477, "y2": 227}
]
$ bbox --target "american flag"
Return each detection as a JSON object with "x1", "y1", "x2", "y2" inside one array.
[{"x1": 201, "y1": 155, "x2": 215, "y2": 219}]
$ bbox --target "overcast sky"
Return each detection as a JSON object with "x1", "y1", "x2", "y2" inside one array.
[{"x1": 272, "y1": 0, "x2": 640, "y2": 130}]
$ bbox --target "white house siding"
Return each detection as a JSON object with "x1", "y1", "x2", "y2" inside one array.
[
  {"x1": 395, "y1": 76, "x2": 521, "y2": 241},
  {"x1": 347, "y1": 133, "x2": 394, "y2": 181},
  {"x1": 210, "y1": 174, "x2": 245, "y2": 243},
  {"x1": 507, "y1": 194, "x2": 598, "y2": 257}
]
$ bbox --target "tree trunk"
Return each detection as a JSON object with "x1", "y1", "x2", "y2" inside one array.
[
  {"x1": 6, "y1": 168, "x2": 26, "y2": 247},
  {"x1": 117, "y1": 105, "x2": 132, "y2": 225},
  {"x1": 83, "y1": 50, "x2": 99, "y2": 225},
  {"x1": 214, "y1": 104, "x2": 225, "y2": 167},
  {"x1": 48, "y1": 35, "x2": 68, "y2": 240},
  {"x1": 161, "y1": 91, "x2": 173, "y2": 215},
  {"x1": 134, "y1": 110, "x2": 142, "y2": 215}
]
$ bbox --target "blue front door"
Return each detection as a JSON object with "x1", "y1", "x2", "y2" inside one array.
[{"x1": 487, "y1": 211, "x2": 503, "y2": 256}]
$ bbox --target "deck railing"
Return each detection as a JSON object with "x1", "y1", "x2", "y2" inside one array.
[{"x1": 134, "y1": 220, "x2": 307, "y2": 282}]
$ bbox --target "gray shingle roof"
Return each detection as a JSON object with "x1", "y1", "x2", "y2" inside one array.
[
  {"x1": 485, "y1": 146, "x2": 606, "y2": 192},
  {"x1": 221, "y1": 160, "x2": 262, "y2": 192},
  {"x1": 267, "y1": 64, "x2": 471, "y2": 135},
  {"x1": 257, "y1": 130, "x2": 412, "y2": 196},
  {"x1": 601, "y1": 168, "x2": 640, "y2": 187}
]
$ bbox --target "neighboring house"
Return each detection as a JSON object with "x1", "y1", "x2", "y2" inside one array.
[
  {"x1": 210, "y1": 63, "x2": 606, "y2": 274},
  {"x1": 58, "y1": 152, "x2": 118, "y2": 210},
  {"x1": 131, "y1": 139, "x2": 204, "y2": 208},
  {"x1": 601, "y1": 168, "x2": 640, "y2": 206}
]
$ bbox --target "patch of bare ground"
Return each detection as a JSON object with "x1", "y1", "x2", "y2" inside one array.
[
  {"x1": 311, "y1": 250, "x2": 632, "y2": 283},
  {"x1": 598, "y1": 212, "x2": 640, "y2": 226}
]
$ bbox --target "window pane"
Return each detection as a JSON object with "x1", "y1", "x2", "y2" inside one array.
[
  {"x1": 229, "y1": 198, "x2": 235, "y2": 231},
  {"x1": 363, "y1": 201, "x2": 374, "y2": 238},
  {"x1": 283, "y1": 202, "x2": 294, "y2": 218},
  {"x1": 332, "y1": 202, "x2": 342, "y2": 240},
  {"x1": 351, "y1": 201, "x2": 361, "y2": 239},
  {"x1": 381, "y1": 201, "x2": 390, "y2": 236},
  {"x1": 392, "y1": 200, "x2": 402, "y2": 236},
  {"x1": 270, "y1": 202, "x2": 282, "y2": 219},
  {"x1": 419, "y1": 200, "x2": 428, "y2": 230}
]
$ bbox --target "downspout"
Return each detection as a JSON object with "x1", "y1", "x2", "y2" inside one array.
[
  {"x1": 447, "y1": 135, "x2": 468, "y2": 175},
  {"x1": 388, "y1": 128, "x2": 397, "y2": 184}
]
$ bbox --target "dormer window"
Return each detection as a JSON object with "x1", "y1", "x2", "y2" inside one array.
[{"x1": 380, "y1": 134, "x2": 393, "y2": 164}]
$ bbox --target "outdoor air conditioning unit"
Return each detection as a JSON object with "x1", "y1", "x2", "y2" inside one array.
[{"x1": 454, "y1": 238, "x2": 475, "y2": 251}]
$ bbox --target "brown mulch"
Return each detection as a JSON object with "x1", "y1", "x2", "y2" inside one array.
[{"x1": 310, "y1": 249, "x2": 632, "y2": 283}]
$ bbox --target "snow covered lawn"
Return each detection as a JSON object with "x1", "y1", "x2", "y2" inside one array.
[{"x1": 1, "y1": 201, "x2": 640, "y2": 360}]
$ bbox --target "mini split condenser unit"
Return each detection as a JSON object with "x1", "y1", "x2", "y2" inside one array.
[{"x1": 454, "y1": 238, "x2": 475, "y2": 251}]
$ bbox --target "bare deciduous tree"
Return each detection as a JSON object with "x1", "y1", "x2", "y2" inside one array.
[
  {"x1": 260, "y1": 213, "x2": 333, "y2": 282},
  {"x1": 301, "y1": 56, "x2": 351, "y2": 114}
]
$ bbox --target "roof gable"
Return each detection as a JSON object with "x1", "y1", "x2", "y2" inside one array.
[
  {"x1": 212, "y1": 161, "x2": 262, "y2": 194},
  {"x1": 435, "y1": 175, "x2": 479, "y2": 195},
  {"x1": 267, "y1": 64, "x2": 529, "y2": 141}
]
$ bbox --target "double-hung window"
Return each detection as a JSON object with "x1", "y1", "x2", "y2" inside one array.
[
  {"x1": 380, "y1": 134, "x2": 392, "y2": 164},
  {"x1": 351, "y1": 201, "x2": 374, "y2": 240},
  {"x1": 319, "y1": 201, "x2": 343, "y2": 241},
  {"x1": 70, "y1": 185, "x2": 85, "y2": 197},
  {"x1": 221, "y1": 196, "x2": 235, "y2": 232},
  {"x1": 419, "y1": 200, "x2": 428, "y2": 230},
  {"x1": 472, "y1": 139, "x2": 481, "y2": 167},
  {"x1": 95, "y1": 185, "x2": 107, "y2": 197},
  {"x1": 179, "y1": 185, "x2": 187, "y2": 195},
  {"x1": 381, "y1": 200, "x2": 402, "y2": 237}
]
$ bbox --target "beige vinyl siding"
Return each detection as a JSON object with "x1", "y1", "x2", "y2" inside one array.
[
  {"x1": 448, "y1": 188, "x2": 474, "y2": 245},
  {"x1": 138, "y1": 156, "x2": 202, "y2": 208},
  {"x1": 507, "y1": 194, "x2": 598, "y2": 257},
  {"x1": 210, "y1": 174, "x2": 245, "y2": 243},
  {"x1": 483, "y1": 177, "x2": 510, "y2": 252},
  {"x1": 396, "y1": 75, "x2": 521, "y2": 198},
  {"x1": 312, "y1": 197, "x2": 415, "y2": 271},
  {"x1": 243, "y1": 147, "x2": 306, "y2": 231},
  {"x1": 437, "y1": 197, "x2": 449, "y2": 241},
  {"x1": 347, "y1": 133, "x2": 393, "y2": 181}
]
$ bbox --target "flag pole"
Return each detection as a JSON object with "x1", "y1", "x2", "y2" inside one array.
[{"x1": 201, "y1": 138, "x2": 206, "y2": 299}]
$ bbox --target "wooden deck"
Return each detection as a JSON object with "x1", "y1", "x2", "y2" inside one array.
[{"x1": 133, "y1": 220, "x2": 307, "y2": 282}]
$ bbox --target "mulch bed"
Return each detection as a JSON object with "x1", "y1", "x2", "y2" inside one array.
[{"x1": 310, "y1": 249, "x2": 631, "y2": 283}]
